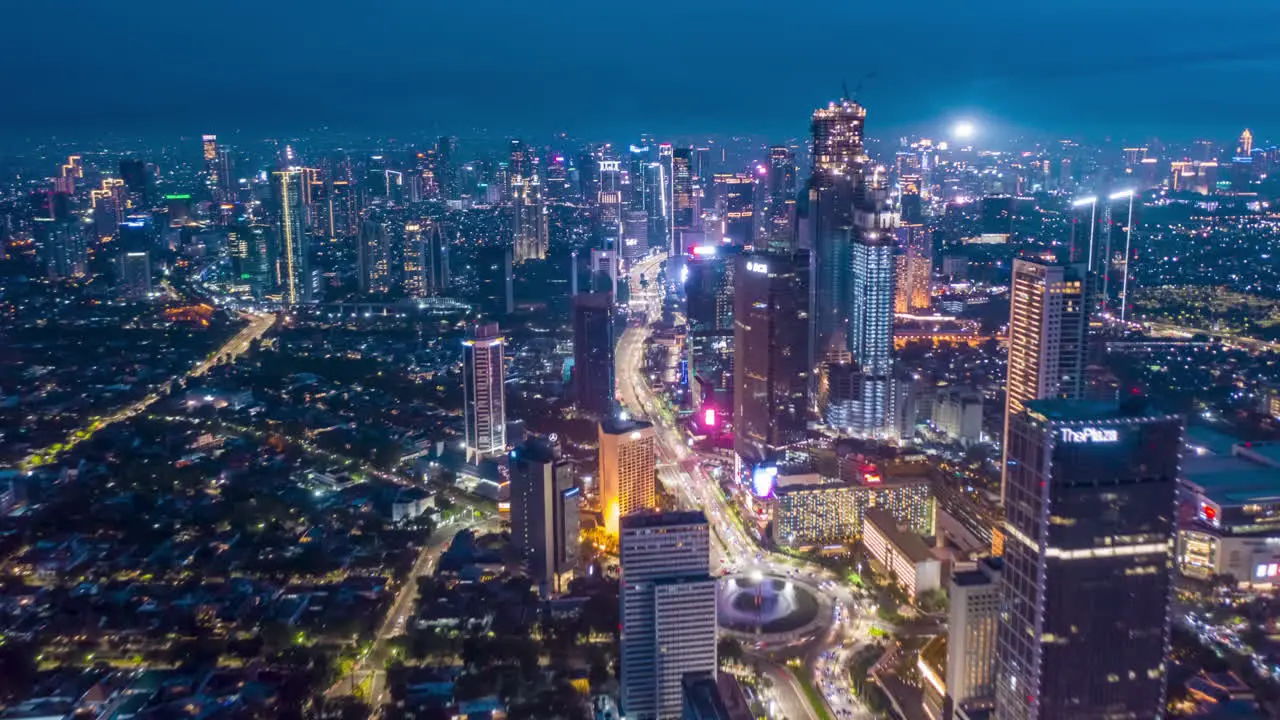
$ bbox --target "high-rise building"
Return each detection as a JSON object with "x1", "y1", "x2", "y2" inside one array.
[
  {"x1": 462, "y1": 323, "x2": 507, "y2": 461},
  {"x1": 733, "y1": 252, "x2": 809, "y2": 468},
  {"x1": 402, "y1": 222, "x2": 429, "y2": 298},
  {"x1": 202, "y1": 134, "x2": 221, "y2": 193},
  {"x1": 598, "y1": 417, "x2": 656, "y2": 535},
  {"x1": 623, "y1": 209, "x2": 650, "y2": 262},
  {"x1": 1003, "y1": 259, "x2": 1089, "y2": 498},
  {"x1": 437, "y1": 136, "x2": 459, "y2": 200},
  {"x1": 34, "y1": 217, "x2": 86, "y2": 279},
  {"x1": 357, "y1": 216, "x2": 392, "y2": 295},
  {"x1": 847, "y1": 226, "x2": 896, "y2": 438},
  {"x1": 227, "y1": 223, "x2": 271, "y2": 297},
  {"x1": 947, "y1": 558, "x2": 1002, "y2": 717},
  {"x1": 764, "y1": 146, "x2": 797, "y2": 253},
  {"x1": 894, "y1": 223, "x2": 931, "y2": 312},
  {"x1": 509, "y1": 437, "x2": 580, "y2": 594},
  {"x1": 672, "y1": 148, "x2": 697, "y2": 250},
  {"x1": 713, "y1": 173, "x2": 755, "y2": 246},
  {"x1": 686, "y1": 244, "x2": 740, "y2": 407},
  {"x1": 995, "y1": 398, "x2": 1182, "y2": 720},
  {"x1": 513, "y1": 174, "x2": 548, "y2": 262},
  {"x1": 809, "y1": 98, "x2": 869, "y2": 361},
  {"x1": 270, "y1": 169, "x2": 312, "y2": 304},
  {"x1": 658, "y1": 144, "x2": 675, "y2": 253},
  {"x1": 573, "y1": 292, "x2": 615, "y2": 418},
  {"x1": 620, "y1": 511, "x2": 717, "y2": 720},
  {"x1": 119, "y1": 251, "x2": 152, "y2": 299}
]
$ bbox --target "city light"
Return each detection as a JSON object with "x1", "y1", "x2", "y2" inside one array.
[
  {"x1": 1109, "y1": 189, "x2": 1135, "y2": 200},
  {"x1": 1072, "y1": 196, "x2": 1098, "y2": 207},
  {"x1": 953, "y1": 121, "x2": 976, "y2": 139}
]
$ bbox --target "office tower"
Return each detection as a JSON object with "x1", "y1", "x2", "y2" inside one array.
[
  {"x1": 508, "y1": 139, "x2": 530, "y2": 195},
  {"x1": 713, "y1": 173, "x2": 755, "y2": 246},
  {"x1": 228, "y1": 223, "x2": 272, "y2": 298},
  {"x1": 847, "y1": 226, "x2": 895, "y2": 438},
  {"x1": 682, "y1": 672, "x2": 751, "y2": 720},
  {"x1": 893, "y1": 223, "x2": 931, "y2": 312},
  {"x1": 402, "y1": 222, "x2": 429, "y2": 298},
  {"x1": 764, "y1": 146, "x2": 797, "y2": 253},
  {"x1": 573, "y1": 292, "x2": 615, "y2": 418},
  {"x1": 202, "y1": 134, "x2": 219, "y2": 189},
  {"x1": 643, "y1": 161, "x2": 670, "y2": 251},
  {"x1": 357, "y1": 217, "x2": 392, "y2": 295},
  {"x1": 426, "y1": 222, "x2": 451, "y2": 295},
  {"x1": 437, "y1": 136, "x2": 459, "y2": 200},
  {"x1": 598, "y1": 417, "x2": 657, "y2": 535},
  {"x1": 119, "y1": 158, "x2": 149, "y2": 203},
  {"x1": 995, "y1": 398, "x2": 1183, "y2": 720},
  {"x1": 119, "y1": 251, "x2": 152, "y2": 298},
  {"x1": 809, "y1": 98, "x2": 868, "y2": 357},
  {"x1": 1003, "y1": 259, "x2": 1089, "y2": 497},
  {"x1": 327, "y1": 180, "x2": 358, "y2": 240},
  {"x1": 504, "y1": 250, "x2": 515, "y2": 315},
  {"x1": 627, "y1": 144, "x2": 651, "y2": 211},
  {"x1": 597, "y1": 158, "x2": 624, "y2": 250},
  {"x1": 270, "y1": 169, "x2": 311, "y2": 304},
  {"x1": 1238, "y1": 128, "x2": 1253, "y2": 157},
  {"x1": 619, "y1": 511, "x2": 717, "y2": 720},
  {"x1": 462, "y1": 323, "x2": 507, "y2": 461},
  {"x1": 658, "y1": 144, "x2": 675, "y2": 252},
  {"x1": 510, "y1": 437, "x2": 580, "y2": 594},
  {"x1": 513, "y1": 173, "x2": 548, "y2": 262},
  {"x1": 622, "y1": 209, "x2": 649, "y2": 262},
  {"x1": 686, "y1": 244, "x2": 740, "y2": 407},
  {"x1": 899, "y1": 174, "x2": 924, "y2": 224},
  {"x1": 948, "y1": 558, "x2": 1002, "y2": 717},
  {"x1": 34, "y1": 218, "x2": 86, "y2": 279},
  {"x1": 672, "y1": 148, "x2": 697, "y2": 250},
  {"x1": 733, "y1": 252, "x2": 809, "y2": 470}
]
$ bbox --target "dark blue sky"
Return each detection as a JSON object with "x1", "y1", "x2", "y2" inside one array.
[{"x1": 8, "y1": 0, "x2": 1279, "y2": 145}]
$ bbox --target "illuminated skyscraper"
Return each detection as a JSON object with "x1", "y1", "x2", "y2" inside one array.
[
  {"x1": 672, "y1": 148, "x2": 697, "y2": 250},
  {"x1": 598, "y1": 417, "x2": 656, "y2": 535},
  {"x1": 658, "y1": 144, "x2": 674, "y2": 252},
  {"x1": 202, "y1": 134, "x2": 219, "y2": 191},
  {"x1": 764, "y1": 146, "x2": 797, "y2": 252},
  {"x1": 622, "y1": 209, "x2": 650, "y2": 262},
  {"x1": 573, "y1": 292, "x2": 615, "y2": 418},
  {"x1": 119, "y1": 251, "x2": 152, "y2": 299},
  {"x1": 995, "y1": 398, "x2": 1181, "y2": 720},
  {"x1": 228, "y1": 223, "x2": 271, "y2": 297},
  {"x1": 1002, "y1": 259, "x2": 1089, "y2": 498},
  {"x1": 620, "y1": 511, "x2": 716, "y2": 720},
  {"x1": 34, "y1": 217, "x2": 86, "y2": 279},
  {"x1": 847, "y1": 223, "x2": 895, "y2": 438},
  {"x1": 893, "y1": 223, "x2": 931, "y2": 312},
  {"x1": 270, "y1": 169, "x2": 312, "y2": 304},
  {"x1": 643, "y1": 162, "x2": 669, "y2": 250},
  {"x1": 463, "y1": 322, "x2": 507, "y2": 461},
  {"x1": 402, "y1": 222, "x2": 429, "y2": 298},
  {"x1": 686, "y1": 244, "x2": 740, "y2": 406},
  {"x1": 713, "y1": 173, "x2": 755, "y2": 246},
  {"x1": 733, "y1": 251, "x2": 810, "y2": 468},
  {"x1": 513, "y1": 173, "x2": 548, "y2": 262},
  {"x1": 357, "y1": 216, "x2": 392, "y2": 295},
  {"x1": 812, "y1": 99, "x2": 868, "y2": 181},
  {"x1": 437, "y1": 136, "x2": 459, "y2": 200},
  {"x1": 510, "y1": 437, "x2": 579, "y2": 594}
]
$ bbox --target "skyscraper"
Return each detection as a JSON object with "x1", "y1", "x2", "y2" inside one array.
[
  {"x1": 893, "y1": 223, "x2": 931, "y2": 312},
  {"x1": 620, "y1": 511, "x2": 717, "y2": 720},
  {"x1": 733, "y1": 251, "x2": 810, "y2": 470},
  {"x1": 658, "y1": 144, "x2": 675, "y2": 253},
  {"x1": 995, "y1": 398, "x2": 1182, "y2": 720},
  {"x1": 671, "y1": 148, "x2": 697, "y2": 250},
  {"x1": 513, "y1": 173, "x2": 548, "y2": 262},
  {"x1": 1003, "y1": 259, "x2": 1089, "y2": 497},
  {"x1": 809, "y1": 98, "x2": 869, "y2": 360},
  {"x1": 34, "y1": 217, "x2": 86, "y2": 279},
  {"x1": 119, "y1": 251, "x2": 152, "y2": 299},
  {"x1": 357, "y1": 216, "x2": 392, "y2": 295},
  {"x1": 764, "y1": 146, "x2": 797, "y2": 253},
  {"x1": 598, "y1": 417, "x2": 657, "y2": 535},
  {"x1": 623, "y1": 209, "x2": 650, "y2": 262},
  {"x1": 947, "y1": 558, "x2": 1002, "y2": 717},
  {"x1": 713, "y1": 172, "x2": 755, "y2": 246},
  {"x1": 437, "y1": 136, "x2": 459, "y2": 200},
  {"x1": 509, "y1": 437, "x2": 580, "y2": 594},
  {"x1": 686, "y1": 244, "x2": 740, "y2": 407},
  {"x1": 846, "y1": 225, "x2": 895, "y2": 438},
  {"x1": 270, "y1": 169, "x2": 311, "y2": 304},
  {"x1": 463, "y1": 323, "x2": 507, "y2": 461},
  {"x1": 573, "y1": 292, "x2": 615, "y2": 418}
]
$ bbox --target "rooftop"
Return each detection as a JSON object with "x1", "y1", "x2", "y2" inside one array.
[
  {"x1": 619, "y1": 510, "x2": 707, "y2": 531},
  {"x1": 865, "y1": 508, "x2": 936, "y2": 564},
  {"x1": 600, "y1": 417, "x2": 654, "y2": 436},
  {"x1": 1025, "y1": 397, "x2": 1178, "y2": 424},
  {"x1": 1184, "y1": 448, "x2": 1280, "y2": 505}
]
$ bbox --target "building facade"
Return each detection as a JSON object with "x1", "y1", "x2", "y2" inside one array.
[
  {"x1": 462, "y1": 323, "x2": 506, "y2": 461},
  {"x1": 598, "y1": 418, "x2": 657, "y2": 535},
  {"x1": 509, "y1": 437, "x2": 579, "y2": 594}
]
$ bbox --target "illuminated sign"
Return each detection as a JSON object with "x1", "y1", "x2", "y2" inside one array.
[
  {"x1": 625, "y1": 238, "x2": 638, "y2": 246},
  {"x1": 751, "y1": 466, "x2": 778, "y2": 498},
  {"x1": 691, "y1": 245, "x2": 718, "y2": 257},
  {"x1": 1255, "y1": 563, "x2": 1280, "y2": 580},
  {"x1": 1059, "y1": 427, "x2": 1118, "y2": 444},
  {"x1": 746, "y1": 261, "x2": 769, "y2": 274},
  {"x1": 1202, "y1": 504, "x2": 1217, "y2": 522},
  {"x1": 703, "y1": 408, "x2": 716, "y2": 427}
]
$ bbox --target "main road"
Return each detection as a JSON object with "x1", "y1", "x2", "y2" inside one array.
[
  {"x1": 615, "y1": 262, "x2": 874, "y2": 719},
  {"x1": 21, "y1": 311, "x2": 276, "y2": 470}
]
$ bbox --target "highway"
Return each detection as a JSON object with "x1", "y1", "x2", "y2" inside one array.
[
  {"x1": 615, "y1": 259, "x2": 873, "y2": 720},
  {"x1": 20, "y1": 311, "x2": 276, "y2": 470}
]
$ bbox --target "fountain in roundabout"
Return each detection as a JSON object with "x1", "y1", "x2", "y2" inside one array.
[{"x1": 717, "y1": 571, "x2": 822, "y2": 636}]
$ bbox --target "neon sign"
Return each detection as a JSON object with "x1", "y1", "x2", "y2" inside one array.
[
  {"x1": 1059, "y1": 428, "x2": 1118, "y2": 444},
  {"x1": 746, "y1": 261, "x2": 768, "y2": 274}
]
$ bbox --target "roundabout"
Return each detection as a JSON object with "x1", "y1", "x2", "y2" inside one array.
[{"x1": 717, "y1": 572, "x2": 828, "y2": 638}]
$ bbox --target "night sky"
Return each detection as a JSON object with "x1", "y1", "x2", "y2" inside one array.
[{"x1": 7, "y1": 0, "x2": 1279, "y2": 144}]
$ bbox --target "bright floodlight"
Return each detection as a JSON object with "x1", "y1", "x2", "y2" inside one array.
[
  {"x1": 1109, "y1": 189, "x2": 1135, "y2": 200},
  {"x1": 953, "y1": 121, "x2": 976, "y2": 139},
  {"x1": 1071, "y1": 196, "x2": 1098, "y2": 207}
]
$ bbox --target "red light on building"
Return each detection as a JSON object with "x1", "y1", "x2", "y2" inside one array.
[
  {"x1": 1203, "y1": 504, "x2": 1217, "y2": 521},
  {"x1": 703, "y1": 408, "x2": 716, "y2": 427}
]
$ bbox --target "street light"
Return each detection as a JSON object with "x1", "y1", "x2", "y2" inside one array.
[{"x1": 1109, "y1": 189, "x2": 1136, "y2": 323}]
